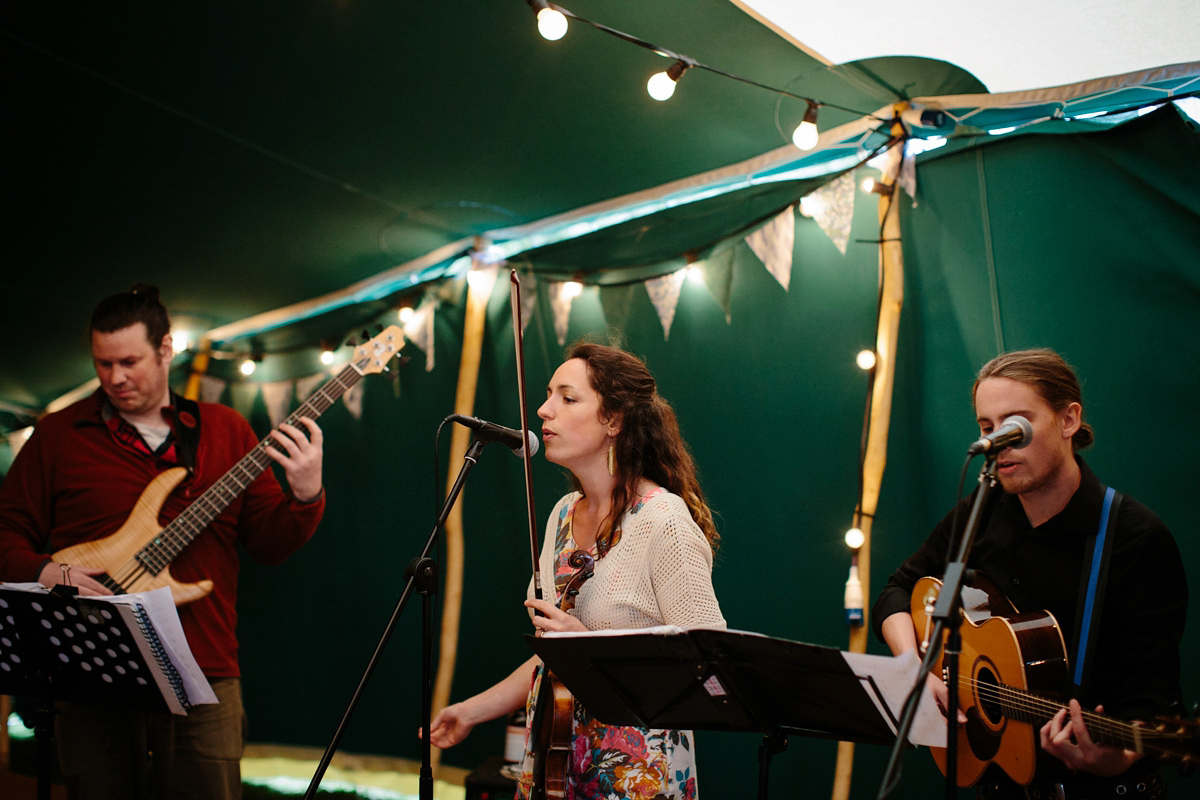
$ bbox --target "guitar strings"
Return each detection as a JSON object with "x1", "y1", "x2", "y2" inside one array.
[
  {"x1": 109, "y1": 362, "x2": 364, "y2": 589},
  {"x1": 955, "y1": 675, "x2": 1188, "y2": 755}
]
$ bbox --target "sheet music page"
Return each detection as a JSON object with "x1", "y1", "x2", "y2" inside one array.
[
  {"x1": 542, "y1": 624, "x2": 733, "y2": 639},
  {"x1": 93, "y1": 587, "x2": 218, "y2": 708},
  {"x1": 543, "y1": 625, "x2": 687, "y2": 638},
  {"x1": 840, "y1": 649, "x2": 947, "y2": 747}
]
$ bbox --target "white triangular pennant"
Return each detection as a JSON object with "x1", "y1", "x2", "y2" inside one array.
[
  {"x1": 403, "y1": 294, "x2": 438, "y2": 372},
  {"x1": 260, "y1": 381, "x2": 293, "y2": 428},
  {"x1": 198, "y1": 375, "x2": 227, "y2": 405},
  {"x1": 898, "y1": 142, "x2": 918, "y2": 207},
  {"x1": 549, "y1": 281, "x2": 575, "y2": 346},
  {"x1": 807, "y1": 172, "x2": 856, "y2": 254},
  {"x1": 519, "y1": 273, "x2": 538, "y2": 335},
  {"x1": 295, "y1": 373, "x2": 325, "y2": 404},
  {"x1": 700, "y1": 247, "x2": 736, "y2": 323},
  {"x1": 342, "y1": 382, "x2": 364, "y2": 420},
  {"x1": 7, "y1": 429, "x2": 32, "y2": 461},
  {"x1": 644, "y1": 269, "x2": 687, "y2": 341},
  {"x1": 745, "y1": 205, "x2": 796, "y2": 291}
]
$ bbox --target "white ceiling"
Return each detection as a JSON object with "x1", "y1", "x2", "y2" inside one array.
[{"x1": 738, "y1": 0, "x2": 1200, "y2": 93}]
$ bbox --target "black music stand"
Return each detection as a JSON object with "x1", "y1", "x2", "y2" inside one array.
[
  {"x1": 527, "y1": 627, "x2": 925, "y2": 799},
  {"x1": 0, "y1": 585, "x2": 187, "y2": 800}
]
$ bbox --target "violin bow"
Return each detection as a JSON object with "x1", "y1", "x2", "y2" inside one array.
[{"x1": 510, "y1": 270, "x2": 544, "y2": 602}]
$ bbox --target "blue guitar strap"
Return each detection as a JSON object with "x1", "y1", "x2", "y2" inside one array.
[{"x1": 1069, "y1": 485, "x2": 1121, "y2": 697}]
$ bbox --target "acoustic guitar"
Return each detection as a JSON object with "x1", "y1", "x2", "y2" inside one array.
[
  {"x1": 52, "y1": 326, "x2": 404, "y2": 605},
  {"x1": 910, "y1": 574, "x2": 1199, "y2": 786}
]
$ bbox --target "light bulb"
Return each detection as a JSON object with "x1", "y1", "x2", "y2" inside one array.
[
  {"x1": 536, "y1": 8, "x2": 567, "y2": 41},
  {"x1": 170, "y1": 330, "x2": 190, "y2": 354},
  {"x1": 798, "y1": 194, "x2": 824, "y2": 218},
  {"x1": 792, "y1": 102, "x2": 820, "y2": 151},
  {"x1": 466, "y1": 268, "x2": 489, "y2": 292},
  {"x1": 792, "y1": 120, "x2": 818, "y2": 150},
  {"x1": 320, "y1": 350, "x2": 335, "y2": 365},
  {"x1": 561, "y1": 281, "x2": 583, "y2": 299},
  {"x1": 856, "y1": 349, "x2": 877, "y2": 370},
  {"x1": 398, "y1": 307, "x2": 415, "y2": 324},
  {"x1": 844, "y1": 528, "x2": 865, "y2": 550},
  {"x1": 240, "y1": 359, "x2": 256, "y2": 376},
  {"x1": 686, "y1": 265, "x2": 705, "y2": 285},
  {"x1": 860, "y1": 176, "x2": 877, "y2": 194},
  {"x1": 647, "y1": 71, "x2": 677, "y2": 101}
]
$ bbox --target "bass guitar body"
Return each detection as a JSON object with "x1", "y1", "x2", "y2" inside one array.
[
  {"x1": 910, "y1": 574, "x2": 1069, "y2": 787},
  {"x1": 52, "y1": 467, "x2": 213, "y2": 605}
]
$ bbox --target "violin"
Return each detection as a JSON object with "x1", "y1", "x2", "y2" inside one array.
[
  {"x1": 509, "y1": 270, "x2": 590, "y2": 798},
  {"x1": 531, "y1": 549, "x2": 595, "y2": 800}
]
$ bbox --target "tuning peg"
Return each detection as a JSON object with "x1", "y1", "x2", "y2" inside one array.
[{"x1": 361, "y1": 329, "x2": 370, "y2": 341}]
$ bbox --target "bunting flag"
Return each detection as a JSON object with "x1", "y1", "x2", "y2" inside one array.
[
  {"x1": 645, "y1": 269, "x2": 687, "y2": 341},
  {"x1": 897, "y1": 141, "x2": 918, "y2": 206},
  {"x1": 295, "y1": 373, "x2": 325, "y2": 404},
  {"x1": 7, "y1": 429, "x2": 31, "y2": 461},
  {"x1": 701, "y1": 247, "x2": 736, "y2": 323},
  {"x1": 517, "y1": 271, "x2": 539, "y2": 335},
  {"x1": 342, "y1": 381, "x2": 364, "y2": 420},
  {"x1": 198, "y1": 375, "x2": 227, "y2": 404},
  {"x1": 806, "y1": 172, "x2": 856, "y2": 254},
  {"x1": 404, "y1": 293, "x2": 438, "y2": 372},
  {"x1": 229, "y1": 382, "x2": 259, "y2": 420},
  {"x1": 549, "y1": 281, "x2": 575, "y2": 346},
  {"x1": 599, "y1": 283, "x2": 638, "y2": 332},
  {"x1": 745, "y1": 205, "x2": 796, "y2": 291},
  {"x1": 260, "y1": 381, "x2": 293, "y2": 428}
]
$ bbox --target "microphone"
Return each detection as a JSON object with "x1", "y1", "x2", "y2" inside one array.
[
  {"x1": 446, "y1": 414, "x2": 539, "y2": 457},
  {"x1": 968, "y1": 415, "x2": 1033, "y2": 456}
]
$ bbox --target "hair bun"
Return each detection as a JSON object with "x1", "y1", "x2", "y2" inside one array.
[{"x1": 128, "y1": 283, "x2": 160, "y2": 302}]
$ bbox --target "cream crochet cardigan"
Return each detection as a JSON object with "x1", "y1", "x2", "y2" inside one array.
[{"x1": 531, "y1": 489, "x2": 726, "y2": 631}]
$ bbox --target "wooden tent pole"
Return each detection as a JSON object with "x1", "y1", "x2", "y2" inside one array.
[
  {"x1": 831, "y1": 127, "x2": 906, "y2": 800},
  {"x1": 431, "y1": 258, "x2": 496, "y2": 776},
  {"x1": 182, "y1": 341, "x2": 212, "y2": 401}
]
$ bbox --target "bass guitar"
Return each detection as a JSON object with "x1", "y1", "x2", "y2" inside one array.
[
  {"x1": 52, "y1": 326, "x2": 404, "y2": 605},
  {"x1": 911, "y1": 574, "x2": 1199, "y2": 786}
]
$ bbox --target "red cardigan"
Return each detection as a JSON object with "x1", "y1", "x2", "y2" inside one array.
[{"x1": 0, "y1": 392, "x2": 324, "y2": 678}]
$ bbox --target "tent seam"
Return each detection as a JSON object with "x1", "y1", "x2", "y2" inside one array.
[{"x1": 976, "y1": 148, "x2": 1005, "y2": 353}]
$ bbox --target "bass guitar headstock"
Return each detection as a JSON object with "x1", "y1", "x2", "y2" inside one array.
[{"x1": 350, "y1": 325, "x2": 404, "y2": 375}]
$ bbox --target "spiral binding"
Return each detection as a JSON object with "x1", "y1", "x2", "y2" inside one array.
[{"x1": 130, "y1": 604, "x2": 191, "y2": 710}]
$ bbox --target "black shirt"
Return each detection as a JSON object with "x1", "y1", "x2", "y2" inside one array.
[{"x1": 873, "y1": 458, "x2": 1187, "y2": 724}]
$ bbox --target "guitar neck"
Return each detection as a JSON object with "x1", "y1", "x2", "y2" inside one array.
[
  {"x1": 989, "y1": 683, "x2": 1145, "y2": 752},
  {"x1": 138, "y1": 363, "x2": 364, "y2": 566}
]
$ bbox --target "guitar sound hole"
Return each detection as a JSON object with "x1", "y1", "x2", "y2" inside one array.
[{"x1": 976, "y1": 665, "x2": 1003, "y2": 725}]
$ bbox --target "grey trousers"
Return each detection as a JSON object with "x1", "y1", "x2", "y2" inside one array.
[{"x1": 57, "y1": 677, "x2": 246, "y2": 800}]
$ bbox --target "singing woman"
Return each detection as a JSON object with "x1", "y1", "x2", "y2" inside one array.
[{"x1": 429, "y1": 342, "x2": 725, "y2": 800}]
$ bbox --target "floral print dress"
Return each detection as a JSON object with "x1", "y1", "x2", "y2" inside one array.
[{"x1": 516, "y1": 489, "x2": 700, "y2": 800}]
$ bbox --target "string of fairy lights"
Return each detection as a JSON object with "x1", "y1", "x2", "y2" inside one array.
[
  {"x1": 174, "y1": 2, "x2": 906, "y2": 379},
  {"x1": 525, "y1": 0, "x2": 884, "y2": 150}
]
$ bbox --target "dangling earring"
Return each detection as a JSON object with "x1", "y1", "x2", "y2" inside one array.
[{"x1": 607, "y1": 440, "x2": 616, "y2": 476}]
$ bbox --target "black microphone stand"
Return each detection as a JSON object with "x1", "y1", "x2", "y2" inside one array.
[
  {"x1": 303, "y1": 437, "x2": 488, "y2": 800},
  {"x1": 877, "y1": 456, "x2": 1001, "y2": 800}
]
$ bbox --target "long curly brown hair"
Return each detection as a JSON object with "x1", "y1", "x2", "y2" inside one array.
[{"x1": 565, "y1": 341, "x2": 719, "y2": 557}]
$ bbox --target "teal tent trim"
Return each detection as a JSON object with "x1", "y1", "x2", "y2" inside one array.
[{"x1": 197, "y1": 61, "x2": 1200, "y2": 348}]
